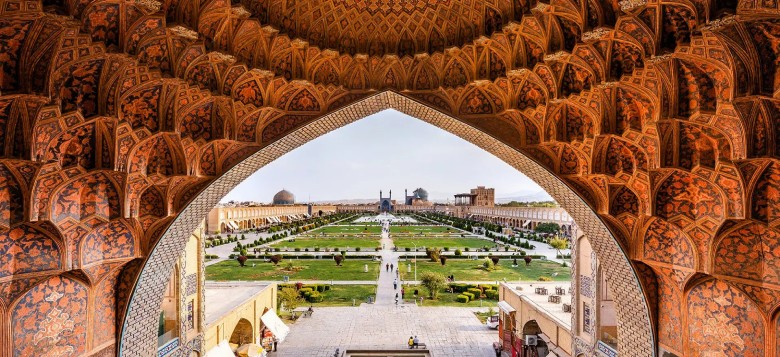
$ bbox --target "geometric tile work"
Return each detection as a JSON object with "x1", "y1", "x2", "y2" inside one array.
[
  {"x1": 580, "y1": 275, "x2": 594, "y2": 299},
  {"x1": 0, "y1": 1, "x2": 779, "y2": 357}
]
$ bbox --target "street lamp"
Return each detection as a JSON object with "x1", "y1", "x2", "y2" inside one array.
[{"x1": 412, "y1": 242, "x2": 418, "y2": 282}]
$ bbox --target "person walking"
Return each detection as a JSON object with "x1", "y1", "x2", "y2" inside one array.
[
  {"x1": 386, "y1": 263, "x2": 389, "y2": 271},
  {"x1": 393, "y1": 278, "x2": 398, "y2": 290},
  {"x1": 390, "y1": 263, "x2": 394, "y2": 271}
]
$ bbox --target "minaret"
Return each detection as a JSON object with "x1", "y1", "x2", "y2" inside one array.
[
  {"x1": 380, "y1": 190, "x2": 382, "y2": 199},
  {"x1": 389, "y1": 190, "x2": 392, "y2": 199}
]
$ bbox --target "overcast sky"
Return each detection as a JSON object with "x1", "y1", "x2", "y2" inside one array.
[{"x1": 220, "y1": 110, "x2": 550, "y2": 203}]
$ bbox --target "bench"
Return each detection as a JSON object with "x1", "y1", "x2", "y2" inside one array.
[{"x1": 409, "y1": 343, "x2": 426, "y2": 349}]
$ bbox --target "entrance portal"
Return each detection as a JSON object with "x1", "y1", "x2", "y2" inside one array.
[{"x1": 120, "y1": 93, "x2": 653, "y2": 356}]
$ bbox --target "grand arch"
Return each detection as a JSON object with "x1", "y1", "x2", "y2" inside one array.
[{"x1": 1, "y1": 1, "x2": 780, "y2": 357}]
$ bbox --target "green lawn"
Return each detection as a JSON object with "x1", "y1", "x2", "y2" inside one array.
[
  {"x1": 399, "y1": 284, "x2": 499, "y2": 307},
  {"x1": 316, "y1": 284, "x2": 377, "y2": 306},
  {"x1": 310, "y1": 225, "x2": 382, "y2": 234},
  {"x1": 397, "y1": 259, "x2": 570, "y2": 281},
  {"x1": 206, "y1": 259, "x2": 380, "y2": 281},
  {"x1": 271, "y1": 237, "x2": 380, "y2": 249},
  {"x1": 392, "y1": 237, "x2": 493, "y2": 250},
  {"x1": 390, "y1": 226, "x2": 453, "y2": 234}
]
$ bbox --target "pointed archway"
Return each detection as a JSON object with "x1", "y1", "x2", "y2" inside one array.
[{"x1": 119, "y1": 91, "x2": 654, "y2": 356}]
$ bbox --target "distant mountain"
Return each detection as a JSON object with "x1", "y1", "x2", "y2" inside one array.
[
  {"x1": 311, "y1": 198, "x2": 377, "y2": 205},
  {"x1": 496, "y1": 191, "x2": 554, "y2": 203}
]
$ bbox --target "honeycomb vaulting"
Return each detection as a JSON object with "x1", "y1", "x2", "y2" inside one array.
[{"x1": 0, "y1": 0, "x2": 779, "y2": 356}]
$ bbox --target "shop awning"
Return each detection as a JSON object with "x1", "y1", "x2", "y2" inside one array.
[
  {"x1": 228, "y1": 221, "x2": 238, "y2": 229},
  {"x1": 260, "y1": 310, "x2": 290, "y2": 342},
  {"x1": 522, "y1": 220, "x2": 531, "y2": 227},
  {"x1": 498, "y1": 301, "x2": 516, "y2": 314},
  {"x1": 205, "y1": 340, "x2": 234, "y2": 357}
]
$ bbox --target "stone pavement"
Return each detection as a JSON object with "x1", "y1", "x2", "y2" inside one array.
[
  {"x1": 270, "y1": 220, "x2": 498, "y2": 357},
  {"x1": 272, "y1": 306, "x2": 496, "y2": 357}
]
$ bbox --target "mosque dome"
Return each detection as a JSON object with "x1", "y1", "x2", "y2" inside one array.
[
  {"x1": 272, "y1": 189, "x2": 295, "y2": 205},
  {"x1": 413, "y1": 188, "x2": 429, "y2": 201}
]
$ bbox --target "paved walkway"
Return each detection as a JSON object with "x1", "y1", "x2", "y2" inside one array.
[
  {"x1": 273, "y1": 306, "x2": 495, "y2": 357},
  {"x1": 271, "y1": 219, "x2": 497, "y2": 356}
]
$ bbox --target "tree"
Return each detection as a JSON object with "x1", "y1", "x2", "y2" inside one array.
[
  {"x1": 425, "y1": 248, "x2": 441, "y2": 262},
  {"x1": 534, "y1": 222, "x2": 560, "y2": 234},
  {"x1": 420, "y1": 272, "x2": 447, "y2": 299},
  {"x1": 270, "y1": 254, "x2": 282, "y2": 265},
  {"x1": 334, "y1": 254, "x2": 344, "y2": 266},
  {"x1": 483, "y1": 258, "x2": 495, "y2": 271},
  {"x1": 524, "y1": 256, "x2": 532, "y2": 266},
  {"x1": 491, "y1": 256, "x2": 500, "y2": 266},
  {"x1": 440, "y1": 256, "x2": 447, "y2": 266},
  {"x1": 237, "y1": 255, "x2": 248, "y2": 267},
  {"x1": 549, "y1": 237, "x2": 570, "y2": 265},
  {"x1": 278, "y1": 287, "x2": 302, "y2": 313}
]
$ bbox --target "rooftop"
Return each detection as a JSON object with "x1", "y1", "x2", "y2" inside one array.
[
  {"x1": 204, "y1": 281, "x2": 271, "y2": 327},
  {"x1": 503, "y1": 281, "x2": 572, "y2": 329}
]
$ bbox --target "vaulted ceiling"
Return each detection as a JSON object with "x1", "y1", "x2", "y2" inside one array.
[{"x1": 1, "y1": 0, "x2": 780, "y2": 356}]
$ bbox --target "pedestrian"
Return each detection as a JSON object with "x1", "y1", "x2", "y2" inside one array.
[
  {"x1": 401, "y1": 287, "x2": 405, "y2": 296},
  {"x1": 393, "y1": 278, "x2": 397, "y2": 290},
  {"x1": 413, "y1": 336, "x2": 419, "y2": 348},
  {"x1": 390, "y1": 263, "x2": 394, "y2": 271},
  {"x1": 273, "y1": 337, "x2": 279, "y2": 352},
  {"x1": 386, "y1": 263, "x2": 389, "y2": 271}
]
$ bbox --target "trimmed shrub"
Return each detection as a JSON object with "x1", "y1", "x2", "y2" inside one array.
[
  {"x1": 270, "y1": 255, "x2": 282, "y2": 265},
  {"x1": 456, "y1": 294, "x2": 470, "y2": 303},
  {"x1": 462, "y1": 292, "x2": 475, "y2": 301},
  {"x1": 299, "y1": 287, "x2": 313, "y2": 295},
  {"x1": 306, "y1": 292, "x2": 323, "y2": 303},
  {"x1": 485, "y1": 290, "x2": 499, "y2": 300},
  {"x1": 440, "y1": 256, "x2": 447, "y2": 266},
  {"x1": 454, "y1": 249, "x2": 462, "y2": 256},
  {"x1": 538, "y1": 276, "x2": 552, "y2": 281},
  {"x1": 467, "y1": 288, "x2": 482, "y2": 296},
  {"x1": 491, "y1": 256, "x2": 500, "y2": 265},
  {"x1": 405, "y1": 247, "x2": 411, "y2": 252}
]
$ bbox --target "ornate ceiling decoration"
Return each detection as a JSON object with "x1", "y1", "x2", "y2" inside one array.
[
  {"x1": 239, "y1": 0, "x2": 523, "y2": 56},
  {"x1": 1, "y1": 0, "x2": 780, "y2": 356}
]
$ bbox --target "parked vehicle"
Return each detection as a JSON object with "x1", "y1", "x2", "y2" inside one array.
[{"x1": 486, "y1": 314, "x2": 499, "y2": 329}]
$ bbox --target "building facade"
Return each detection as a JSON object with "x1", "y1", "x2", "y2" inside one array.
[{"x1": 205, "y1": 204, "x2": 337, "y2": 233}]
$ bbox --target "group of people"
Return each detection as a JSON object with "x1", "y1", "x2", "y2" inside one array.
[
  {"x1": 407, "y1": 336, "x2": 421, "y2": 349},
  {"x1": 445, "y1": 274, "x2": 455, "y2": 282}
]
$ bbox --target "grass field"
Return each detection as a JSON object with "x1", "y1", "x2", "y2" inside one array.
[
  {"x1": 316, "y1": 284, "x2": 377, "y2": 306},
  {"x1": 206, "y1": 259, "x2": 380, "y2": 281},
  {"x1": 401, "y1": 287, "x2": 498, "y2": 307},
  {"x1": 310, "y1": 225, "x2": 382, "y2": 234},
  {"x1": 390, "y1": 226, "x2": 453, "y2": 234},
  {"x1": 397, "y1": 259, "x2": 570, "y2": 281},
  {"x1": 271, "y1": 237, "x2": 381, "y2": 249},
  {"x1": 392, "y1": 237, "x2": 494, "y2": 250}
]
